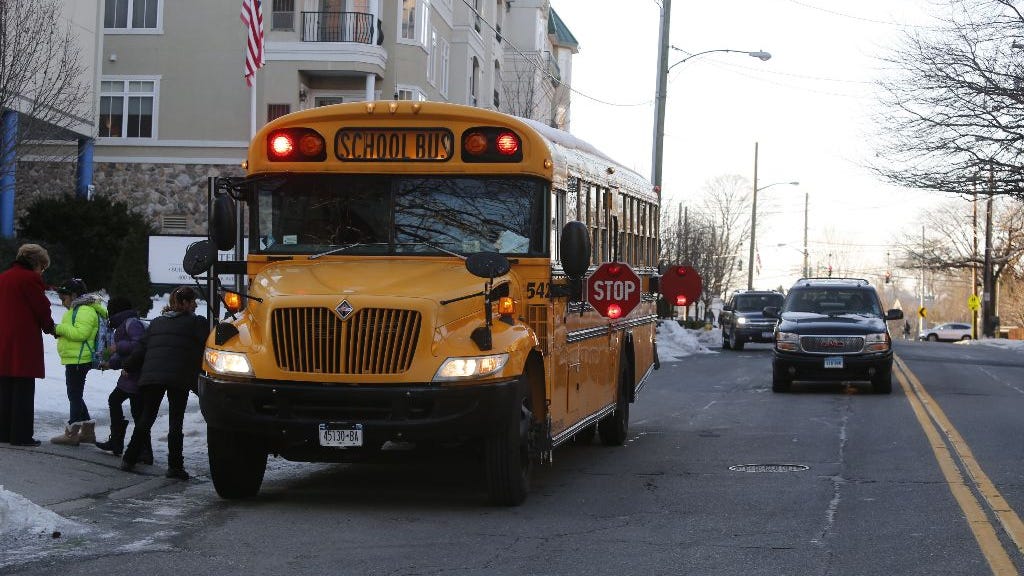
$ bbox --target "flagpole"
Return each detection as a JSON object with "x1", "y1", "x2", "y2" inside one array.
[{"x1": 250, "y1": 79, "x2": 257, "y2": 139}]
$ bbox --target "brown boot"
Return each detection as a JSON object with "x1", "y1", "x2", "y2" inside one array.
[
  {"x1": 79, "y1": 420, "x2": 97, "y2": 444},
  {"x1": 50, "y1": 423, "x2": 82, "y2": 446}
]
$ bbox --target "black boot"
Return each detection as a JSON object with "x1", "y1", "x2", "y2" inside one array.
[
  {"x1": 95, "y1": 419, "x2": 128, "y2": 455},
  {"x1": 139, "y1": 442, "x2": 154, "y2": 465},
  {"x1": 166, "y1": 431, "x2": 186, "y2": 480}
]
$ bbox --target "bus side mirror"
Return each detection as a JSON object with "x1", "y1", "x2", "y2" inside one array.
[
  {"x1": 211, "y1": 193, "x2": 237, "y2": 251},
  {"x1": 560, "y1": 221, "x2": 591, "y2": 280},
  {"x1": 183, "y1": 240, "x2": 217, "y2": 277}
]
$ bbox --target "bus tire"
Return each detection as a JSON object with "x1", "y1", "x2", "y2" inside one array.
[
  {"x1": 485, "y1": 374, "x2": 532, "y2": 506},
  {"x1": 598, "y1": 353, "x2": 631, "y2": 446},
  {"x1": 208, "y1": 426, "x2": 268, "y2": 499}
]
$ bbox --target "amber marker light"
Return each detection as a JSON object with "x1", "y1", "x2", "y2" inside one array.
[
  {"x1": 298, "y1": 133, "x2": 324, "y2": 157},
  {"x1": 463, "y1": 132, "x2": 488, "y2": 155},
  {"x1": 224, "y1": 291, "x2": 243, "y2": 313},
  {"x1": 498, "y1": 296, "x2": 515, "y2": 316}
]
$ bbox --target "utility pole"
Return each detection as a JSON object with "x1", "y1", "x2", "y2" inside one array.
[
  {"x1": 650, "y1": 0, "x2": 672, "y2": 193},
  {"x1": 983, "y1": 173, "x2": 994, "y2": 337},
  {"x1": 972, "y1": 184, "x2": 979, "y2": 339},
  {"x1": 747, "y1": 141, "x2": 758, "y2": 290},
  {"x1": 802, "y1": 192, "x2": 809, "y2": 278},
  {"x1": 919, "y1": 226, "x2": 925, "y2": 337}
]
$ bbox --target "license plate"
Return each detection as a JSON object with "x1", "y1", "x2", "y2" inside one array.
[
  {"x1": 318, "y1": 423, "x2": 363, "y2": 448},
  {"x1": 762, "y1": 331, "x2": 774, "y2": 339},
  {"x1": 824, "y1": 356, "x2": 844, "y2": 369}
]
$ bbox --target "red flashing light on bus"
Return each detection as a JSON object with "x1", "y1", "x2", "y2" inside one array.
[
  {"x1": 461, "y1": 126, "x2": 524, "y2": 162},
  {"x1": 495, "y1": 132, "x2": 519, "y2": 155},
  {"x1": 675, "y1": 295, "x2": 688, "y2": 306},
  {"x1": 606, "y1": 303, "x2": 623, "y2": 319},
  {"x1": 267, "y1": 128, "x2": 327, "y2": 162}
]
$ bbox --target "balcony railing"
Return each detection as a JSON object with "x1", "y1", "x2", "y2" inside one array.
[{"x1": 301, "y1": 11, "x2": 377, "y2": 44}]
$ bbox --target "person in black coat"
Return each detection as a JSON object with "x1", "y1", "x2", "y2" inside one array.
[{"x1": 120, "y1": 286, "x2": 208, "y2": 480}]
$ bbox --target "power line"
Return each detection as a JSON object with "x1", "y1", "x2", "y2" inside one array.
[{"x1": 781, "y1": 0, "x2": 942, "y2": 30}]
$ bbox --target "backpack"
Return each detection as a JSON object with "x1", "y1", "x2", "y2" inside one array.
[{"x1": 71, "y1": 306, "x2": 114, "y2": 369}]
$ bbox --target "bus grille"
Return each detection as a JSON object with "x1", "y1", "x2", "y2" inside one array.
[
  {"x1": 800, "y1": 336, "x2": 864, "y2": 354},
  {"x1": 271, "y1": 307, "x2": 421, "y2": 374}
]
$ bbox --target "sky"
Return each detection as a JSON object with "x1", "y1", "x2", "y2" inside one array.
[{"x1": 550, "y1": 0, "x2": 951, "y2": 291}]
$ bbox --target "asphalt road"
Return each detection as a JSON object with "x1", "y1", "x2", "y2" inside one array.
[{"x1": 8, "y1": 338, "x2": 1024, "y2": 576}]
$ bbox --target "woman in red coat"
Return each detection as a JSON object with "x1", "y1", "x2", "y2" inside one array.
[{"x1": 0, "y1": 244, "x2": 56, "y2": 446}]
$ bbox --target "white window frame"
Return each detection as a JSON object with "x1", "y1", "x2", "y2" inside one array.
[
  {"x1": 419, "y1": 0, "x2": 430, "y2": 46},
  {"x1": 97, "y1": 75, "x2": 160, "y2": 141},
  {"x1": 396, "y1": 85, "x2": 427, "y2": 101},
  {"x1": 427, "y1": 28, "x2": 438, "y2": 87},
  {"x1": 103, "y1": 0, "x2": 164, "y2": 34},
  {"x1": 439, "y1": 37, "x2": 450, "y2": 97},
  {"x1": 398, "y1": 0, "x2": 417, "y2": 43}
]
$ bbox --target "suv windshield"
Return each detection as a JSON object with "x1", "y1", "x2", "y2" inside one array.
[
  {"x1": 734, "y1": 293, "x2": 784, "y2": 312},
  {"x1": 783, "y1": 288, "x2": 882, "y2": 317},
  {"x1": 253, "y1": 175, "x2": 548, "y2": 256}
]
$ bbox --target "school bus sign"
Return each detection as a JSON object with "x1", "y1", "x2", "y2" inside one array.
[{"x1": 586, "y1": 262, "x2": 641, "y2": 319}]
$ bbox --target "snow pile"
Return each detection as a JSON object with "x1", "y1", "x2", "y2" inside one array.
[{"x1": 656, "y1": 321, "x2": 721, "y2": 361}]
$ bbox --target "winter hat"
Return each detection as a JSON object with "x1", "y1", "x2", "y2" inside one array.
[
  {"x1": 57, "y1": 278, "x2": 88, "y2": 296},
  {"x1": 107, "y1": 296, "x2": 133, "y2": 316}
]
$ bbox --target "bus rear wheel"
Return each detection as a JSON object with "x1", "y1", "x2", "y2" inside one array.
[
  {"x1": 208, "y1": 426, "x2": 268, "y2": 499},
  {"x1": 598, "y1": 353, "x2": 632, "y2": 446},
  {"x1": 484, "y1": 374, "x2": 533, "y2": 506}
]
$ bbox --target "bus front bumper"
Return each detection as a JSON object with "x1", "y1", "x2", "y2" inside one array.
[{"x1": 198, "y1": 374, "x2": 522, "y2": 458}]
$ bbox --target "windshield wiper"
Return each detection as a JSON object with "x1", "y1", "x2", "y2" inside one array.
[
  {"x1": 308, "y1": 242, "x2": 388, "y2": 260},
  {"x1": 394, "y1": 242, "x2": 466, "y2": 259}
]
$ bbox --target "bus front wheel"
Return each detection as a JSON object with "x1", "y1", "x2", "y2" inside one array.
[
  {"x1": 208, "y1": 426, "x2": 268, "y2": 499},
  {"x1": 484, "y1": 374, "x2": 533, "y2": 506}
]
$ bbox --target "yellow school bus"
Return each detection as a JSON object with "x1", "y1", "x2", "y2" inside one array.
[{"x1": 194, "y1": 101, "x2": 660, "y2": 505}]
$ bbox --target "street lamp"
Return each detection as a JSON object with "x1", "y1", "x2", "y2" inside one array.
[
  {"x1": 650, "y1": 39, "x2": 772, "y2": 194},
  {"x1": 747, "y1": 141, "x2": 798, "y2": 289}
]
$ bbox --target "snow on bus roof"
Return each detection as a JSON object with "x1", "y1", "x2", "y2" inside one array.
[{"x1": 518, "y1": 117, "x2": 647, "y2": 183}]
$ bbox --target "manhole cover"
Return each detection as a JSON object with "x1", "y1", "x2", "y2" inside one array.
[{"x1": 729, "y1": 464, "x2": 809, "y2": 473}]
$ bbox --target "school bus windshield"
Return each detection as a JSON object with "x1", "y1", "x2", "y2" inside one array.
[{"x1": 253, "y1": 174, "x2": 548, "y2": 256}]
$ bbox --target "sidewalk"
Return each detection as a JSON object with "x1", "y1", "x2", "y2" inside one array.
[{"x1": 0, "y1": 441, "x2": 175, "y2": 516}]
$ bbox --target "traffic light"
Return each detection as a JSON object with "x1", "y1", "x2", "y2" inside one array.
[
  {"x1": 885, "y1": 271, "x2": 891, "y2": 284},
  {"x1": 827, "y1": 265, "x2": 833, "y2": 277}
]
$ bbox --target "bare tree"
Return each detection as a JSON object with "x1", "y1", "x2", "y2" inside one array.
[
  {"x1": 660, "y1": 174, "x2": 752, "y2": 315},
  {"x1": 0, "y1": 0, "x2": 92, "y2": 171},
  {"x1": 871, "y1": 0, "x2": 1024, "y2": 200},
  {"x1": 501, "y1": 52, "x2": 570, "y2": 128}
]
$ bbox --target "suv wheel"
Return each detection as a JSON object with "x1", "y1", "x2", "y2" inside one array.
[
  {"x1": 772, "y1": 364, "x2": 791, "y2": 393},
  {"x1": 721, "y1": 329, "x2": 732, "y2": 350},
  {"x1": 872, "y1": 367, "x2": 893, "y2": 394},
  {"x1": 927, "y1": 334, "x2": 938, "y2": 342},
  {"x1": 730, "y1": 330, "x2": 745, "y2": 351}
]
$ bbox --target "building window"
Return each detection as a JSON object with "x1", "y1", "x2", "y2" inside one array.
[
  {"x1": 439, "y1": 38, "x2": 450, "y2": 97},
  {"x1": 104, "y1": 0, "x2": 160, "y2": 30},
  {"x1": 396, "y1": 86, "x2": 426, "y2": 101},
  {"x1": 272, "y1": 0, "x2": 294, "y2": 30},
  {"x1": 314, "y1": 96, "x2": 345, "y2": 107},
  {"x1": 470, "y1": 57, "x2": 479, "y2": 107},
  {"x1": 473, "y1": 0, "x2": 481, "y2": 33},
  {"x1": 99, "y1": 78, "x2": 157, "y2": 138},
  {"x1": 267, "y1": 104, "x2": 291, "y2": 121},
  {"x1": 400, "y1": 0, "x2": 416, "y2": 41},
  {"x1": 427, "y1": 28, "x2": 438, "y2": 86}
]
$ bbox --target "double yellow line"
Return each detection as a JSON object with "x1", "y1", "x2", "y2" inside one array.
[{"x1": 895, "y1": 355, "x2": 1024, "y2": 575}]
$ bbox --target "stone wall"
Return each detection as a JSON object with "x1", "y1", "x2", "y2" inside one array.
[{"x1": 14, "y1": 160, "x2": 244, "y2": 235}]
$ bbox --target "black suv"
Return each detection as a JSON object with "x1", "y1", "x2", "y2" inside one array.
[
  {"x1": 720, "y1": 290, "x2": 785, "y2": 351},
  {"x1": 765, "y1": 278, "x2": 904, "y2": 394}
]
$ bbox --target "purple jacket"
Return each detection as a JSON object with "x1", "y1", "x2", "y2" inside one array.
[{"x1": 106, "y1": 309, "x2": 147, "y2": 394}]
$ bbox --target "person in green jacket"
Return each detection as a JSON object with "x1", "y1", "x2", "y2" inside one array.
[{"x1": 50, "y1": 278, "x2": 107, "y2": 446}]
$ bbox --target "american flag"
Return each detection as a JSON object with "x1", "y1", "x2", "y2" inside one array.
[{"x1": 241, "y1": 0, "x2": 265, "y2": 86}]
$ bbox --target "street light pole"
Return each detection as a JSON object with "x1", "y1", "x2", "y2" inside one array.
[
  {"x1": 746, "y1": 142, "x2": 798, "y2": 289},
  {"x1": 649, "y1": 32, "x2": 771, "y2": 197},
  {"x1": 803, "y1": 192, "x2": 809, "y2": 278}
]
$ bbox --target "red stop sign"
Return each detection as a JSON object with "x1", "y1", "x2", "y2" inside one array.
[
  {"x1": 660, "y1": 265, "x2": 702, "y2": 306},
  {"x1": 586, "y1": 262, "x2": 642, "y2": 319}
]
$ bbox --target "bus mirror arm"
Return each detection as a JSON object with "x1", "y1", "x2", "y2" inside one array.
[{"x1": 471, "y1": 277, "x2": 495, "y2": 351}]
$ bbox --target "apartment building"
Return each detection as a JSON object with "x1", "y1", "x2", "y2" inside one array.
[{"x1": 9, "y1": 0, "x2": 578, "y2": 236}]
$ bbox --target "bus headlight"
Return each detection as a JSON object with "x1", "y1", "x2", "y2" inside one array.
[
  {"x1": 776, "y1": 331, "x2": 800, "y2": 352},
  {"x1": 433, "y1": 354, "x2": 508, "y2": 382},
  {"x1": 864, "y1": 332, "x2": 891, "y2": 352},
  {"x1": 205, "y1": 348, "x2": 253, "y2": 376}
]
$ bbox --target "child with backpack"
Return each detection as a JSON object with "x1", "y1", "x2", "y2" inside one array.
[
  {"x1": 51, "y1": 278, "x2": 107, "y2": 446},
  {"x1": 94, "y1": 296, "x2": 152, "y2": 463}
]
